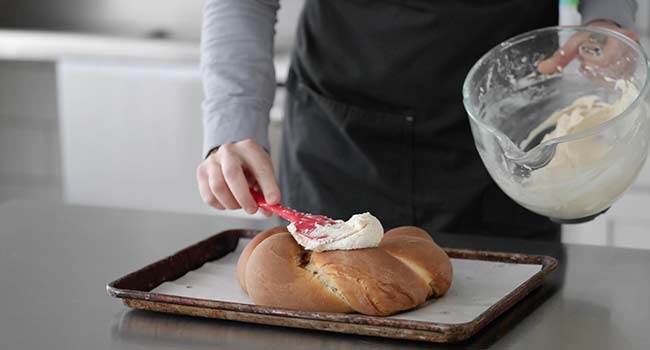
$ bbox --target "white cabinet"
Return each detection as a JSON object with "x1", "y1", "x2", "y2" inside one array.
[
  {"x1": 0, "y1": 61, "x2": 60, "y2": 201},
  {"x1": 57, "y1": 57, "x2": 283, "y2": 219},
  {"x1": 58, "y1": 58, "x2": 255, "y2": 218}
]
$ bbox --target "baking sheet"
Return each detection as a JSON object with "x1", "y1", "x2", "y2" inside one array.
[{"x1": 152, "y1": 239, "x2": 542, "y2": 324}]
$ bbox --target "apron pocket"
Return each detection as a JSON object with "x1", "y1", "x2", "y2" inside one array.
[{"x1": 280, "y1": 78, "x2": 416, "y2": 228}]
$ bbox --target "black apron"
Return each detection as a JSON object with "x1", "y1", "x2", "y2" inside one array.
[{"x1": 280, "y1": 0, "x2": 561, "y2": 240}]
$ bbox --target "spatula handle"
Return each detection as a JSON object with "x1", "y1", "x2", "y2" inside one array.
[{"x1": 250, "y1": 188, "x2": 302, "y2": 222}]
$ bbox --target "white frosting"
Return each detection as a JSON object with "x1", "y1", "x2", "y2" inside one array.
[
  {"x1": 504, "y1": 80, "x2": 645, "y2": 219},
  {"x1": 287, "y1": 212, "x2": 384, "y2": 252}
]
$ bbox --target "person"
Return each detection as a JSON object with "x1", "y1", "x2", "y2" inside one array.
[{"x1": 197, "y1": 0, "x2": 639, "y2": 241}]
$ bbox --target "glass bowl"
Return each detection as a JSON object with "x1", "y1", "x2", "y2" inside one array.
[{"x1": 462, "y1": 26, "x2": 650, "y2": 223}]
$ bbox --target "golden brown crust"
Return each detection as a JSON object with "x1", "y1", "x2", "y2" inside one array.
[
  {"x1": 311, "y1": 248, "x2": 429, "y2": 316},
  {"x1": 237, "y1": 225, "x2": 452, "y2": 316},
  {"x1": 244, "y1": 232, "x2": 354, "y2": 313},
  {"x1": 380, "y1": 227, "x2": 453, "y2": 297},
  {"x1": 236, "y1": 226, "x2": 287, "y2": 293},
  {"x1": 383, "y1": 226, "x2": 433, "y2": 242}
]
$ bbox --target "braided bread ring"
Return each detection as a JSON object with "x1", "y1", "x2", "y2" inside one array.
[{"x1": 237, "y1": 226, "x2": 452, "y2": 316}]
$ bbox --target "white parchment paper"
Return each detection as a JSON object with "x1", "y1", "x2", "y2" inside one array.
[{"x1": 152, "y1": 239, "x2": 541, "y2": 324}]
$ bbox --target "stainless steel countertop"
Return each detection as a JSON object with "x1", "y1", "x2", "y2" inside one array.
[{"x1": 1, "y1": 199, "x2": 649, "y2": 349}]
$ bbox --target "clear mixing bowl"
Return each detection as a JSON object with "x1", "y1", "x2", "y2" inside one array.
[{"x1": 463, "y1": 26, "x2": 650, "y2": 223}]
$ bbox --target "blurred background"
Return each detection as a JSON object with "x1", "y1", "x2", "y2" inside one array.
[{"x1": 0, "y1": 0, "x2": 648, "y2": 248}]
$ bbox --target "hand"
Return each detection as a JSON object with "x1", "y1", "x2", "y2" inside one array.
[
  {"x1": 537, "y1": 20, "x2": 640, "y2": 78},
  {"x1": 196, "y1": 139, "x2": 281, "y2": 214}
]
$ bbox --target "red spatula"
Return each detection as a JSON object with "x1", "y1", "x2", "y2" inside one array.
[{"x1": 250, "y1": 188, "x2": 338, "y2": 239}]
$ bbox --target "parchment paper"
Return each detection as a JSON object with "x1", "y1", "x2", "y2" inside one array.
[{"x1": 152, "y1": 239, "x2": 542, "y2": 324}]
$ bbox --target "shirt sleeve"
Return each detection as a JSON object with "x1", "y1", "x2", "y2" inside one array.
[
  {"x1": 579, "y1": 0, "x2": 638, "y2": 28},
  {"x1": 201, "y1": 0, "x2": 279, "y2": 158}
]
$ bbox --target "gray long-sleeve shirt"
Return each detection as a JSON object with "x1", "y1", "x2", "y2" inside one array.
[{"x1": 201, "y1": 0, "x2": 639, "y2": 157}]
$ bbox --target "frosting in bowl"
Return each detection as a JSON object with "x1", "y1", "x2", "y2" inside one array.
[{"x1": 511, "y1": 79, "x2": 644, "y2": 219}]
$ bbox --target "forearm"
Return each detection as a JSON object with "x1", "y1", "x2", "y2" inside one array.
[
  {"x1": 201, "y1": 0, "x2": 279, "y2": 157},
  {"x1": 579, "y1": 0, "x2": 638, "y2": 28}
]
